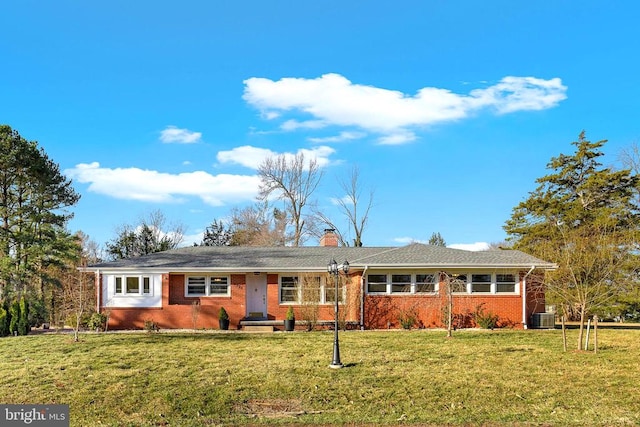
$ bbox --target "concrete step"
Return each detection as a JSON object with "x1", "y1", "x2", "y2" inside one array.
[{"x1": 243, "y1": 325, "x2": 274, "y2": 332}]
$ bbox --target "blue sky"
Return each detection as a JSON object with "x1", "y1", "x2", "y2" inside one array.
[{"x1": 2, "y1": 1, "x2": 639, "y2": 250}]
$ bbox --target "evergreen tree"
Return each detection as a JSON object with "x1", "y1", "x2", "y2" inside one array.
[
  {"x1": 199, "y1": 219, "x2": 231, "y2": 246},
  {"x1": 0, "y1": 304, "x2": 8, "y2": 337},
  {"x1": 0, "y1": 125, "x2": 80, "y2": 302},
  {"x1": 106, "y1": 210, "x2": 184, "y2": 260},
  {"x1": 504, "y1": 131, "x2": 640, "y2": 348},
  {"x1": 18, "y1": 296, "x2": 29, "y2": 335},
  {"x1": 8, "y1": 299, "x2": 19, "y2": 335},
  {"x1": 428, "y1": 232, "x2": 446, "y2": 247}
]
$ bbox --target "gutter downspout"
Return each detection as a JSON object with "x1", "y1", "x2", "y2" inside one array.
[
  {"x1": 360, "y1": 266, "x2": 368, "y2": 330},
  {"x1": 95, "y1": 270, "x2": 101, "y2": 313},
  {"x1": 522, "y1": 266, "x2": 535, "y2": 329}
]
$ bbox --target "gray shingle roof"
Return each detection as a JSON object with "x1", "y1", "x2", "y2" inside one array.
[{"x1": 87, "y1": 243, "x2": 556, "y2": 272}]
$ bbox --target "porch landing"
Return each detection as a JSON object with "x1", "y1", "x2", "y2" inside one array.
[{"x1": 239, "y1": 318, "x2": 283, "y2": 332}]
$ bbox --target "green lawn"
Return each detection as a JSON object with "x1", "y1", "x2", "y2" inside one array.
[{"x1": 0, "y1": 328, "x2": 638, "y2": 426}]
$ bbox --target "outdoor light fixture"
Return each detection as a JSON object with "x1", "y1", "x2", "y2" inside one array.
[{"x1": 327, "y1": 258, "x2": 349, "y2": 369}]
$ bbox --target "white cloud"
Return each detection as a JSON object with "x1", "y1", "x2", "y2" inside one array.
[
  {"x1": 394, "y1": 237, "x2": 490, "y2": 251},
  {"x1": 65, "y1": 162, "x2": 259, "y2": 206},
  {"x1": 448, "y1": 242, "x2": 491, "y2": 251},
  {"x1": 217, "y1": 145, "x2": 335, "y2": 169},
  {"x1": 216, "y1": 146, "x2": 277, "y2": 169},
  {"x1": 308, "y1": 131, "x2": 366, "y2": 143},
  {"x1": 160, "y1": 126, "x2": 202, "y2": 144},
  {"x1": 243, "y1": 73, "x2": 567, "y2": 145},
  {"x1": 330, "y1": 195, "x2": 353, "y2": 206},
  {"x1": 393, "y1": 237, "x2": 426, "y2": 244},
  {"x1": 281, "y1": 119, "x2": 326, "y2": 131}
]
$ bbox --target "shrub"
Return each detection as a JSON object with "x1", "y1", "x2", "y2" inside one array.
[
  {"x1": 218, "y1": 307, "x2": 229, "y2": 320},
  {"x1": 0, "y1": 306, "x2": 8, "y2": 337},
  {"x1": 286, "y1": 306, "x2": 295, "y2": 320},
  {"x1": 144, "y1": 319, "x2": 158, "y2": 332},
  {"x1": 9, "y1": 300, "x2": 19, "y2": 335},
  {"x1": 87, "y1": 312, "x2": 108, "y2": 331},
  {"x1": 474, "y1": 304, "x2": 500, "y2": 330},
  {"x1": 18, "y1": 296, "x2": 29, "y2": 336}
]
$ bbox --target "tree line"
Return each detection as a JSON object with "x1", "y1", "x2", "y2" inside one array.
[{"x1": 2, "y1": 124, "x2": 640, "y2": 338}]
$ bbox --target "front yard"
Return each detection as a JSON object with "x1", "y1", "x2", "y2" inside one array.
[{"x1": 1, "y1": 328, "x2": 638, "y2": 426}]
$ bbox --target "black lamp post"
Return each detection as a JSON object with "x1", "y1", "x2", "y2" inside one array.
[{"x1": 328, "y1": 258, "x2": 349, "y2": 369}]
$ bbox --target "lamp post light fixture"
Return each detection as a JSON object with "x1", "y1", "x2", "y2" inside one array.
[{"x1": 328, "y1": 258, "x2": 349, "y2": 369}]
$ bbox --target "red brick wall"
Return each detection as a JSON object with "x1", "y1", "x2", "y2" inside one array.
[
  {"x1": 106, "y1": 273, "x2": 247, "y2": 330},
  {"x1": 103, "y1": 271, "x2": 542, "y2": 330},
  {"x1": 363, "y1": 272, "x2": 544, "y2": 329}
]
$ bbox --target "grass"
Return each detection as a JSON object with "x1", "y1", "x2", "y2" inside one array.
[{"x1": 1, "y1": 328, "x2": 639, "y2": 426}]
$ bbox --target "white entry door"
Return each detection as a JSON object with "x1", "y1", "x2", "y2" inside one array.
[{"x1": 246, "y1": 273, "x2": 267, "y2": 318}]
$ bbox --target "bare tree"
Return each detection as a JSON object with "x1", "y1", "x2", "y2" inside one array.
[
  {"x1": 530, "y1": 223, "x2": 635, "y2": 350},
  {"x1": 258, "y1": 153, "x2": 323, "y2": 246},
  {"x1": 335, "y1": 166, "x2": 373, "y2": 247},
  {"x1": 313, "y1": 165, "x2": 374, "y2": 247},
  {"x1": 229, "y1": 202, "x2": 288, "y2": 246}
]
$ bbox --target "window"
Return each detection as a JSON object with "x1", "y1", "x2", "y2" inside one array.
[
  {"x1": 391, "y1": 274, "x2": 412, "y2": 293},
  {"x1": 367, "y1": 274, "x2": 387, "y2": 293},
  {"x1": 450, "y1": 274, "x2": 468, "y2": 293},
  {"x1": 186, "y1": 275, "x2": 230, "y2": 297},
  {"x1": 280, "y1": 276, "x2": 299, "y2": 303},
  {"x1": 114, "y1": 275, "x2": 152, "y2": 296},
  {"x1": 325, "y1": 276, "x2": 345, "y2": 303},
  {"x1": 301, "y1": 276, "x2": 322, "y2": 303},
  {"x1": 187, "y1": 276, "x2": 207, "y2": 296},
  {"x1": 126, "y1": 277, "x2": 140, "y2": 294},
  {"x1": 471, "y1": 274, "x2": 492, "y2": 293},
  {"x1": 209, "y1": 277, "x2": 229, "y2": 295},
  {"x1": 416, "y1": 274, "x2": 436, "y2": 293},
  {"x1": 496, "y1": 274, "x2": 516, "y2": 293}
]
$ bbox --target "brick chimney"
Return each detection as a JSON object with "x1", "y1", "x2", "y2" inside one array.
[{"x1": 320, "y1": 228, "x2": 339, "y2": 247}]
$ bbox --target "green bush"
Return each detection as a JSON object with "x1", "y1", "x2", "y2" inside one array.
[
  {"x1": 87, "y1": 312, "x2": 108, "y2": 331},
  {"x1": 9, "y1": 300, "x2": 19, "y2": 335},
  {"x1": 218, "y1": 307, "x2": 229, "y2": 320},
  {"x1": 286, "y1": 306, "x2": 295, "y2": 320},
  {"x1": 18, "y1": 296, "x2": 29, "y2": 336},
  {"x1": 474, "y1": 304, "x2": 500, "y2": 330},
  {"x1": 144, "y1": 319, "x2": 158, "y2": 332},
  {"x1": 0, "y1": 306, "x2": 8, "y2": 337}
]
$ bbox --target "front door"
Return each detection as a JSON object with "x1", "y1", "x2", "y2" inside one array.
[{"x1": 246, "y1": 273, "x2": 267, "y2": 318}]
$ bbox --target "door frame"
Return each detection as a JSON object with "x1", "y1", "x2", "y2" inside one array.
[{"x1": 245, "y1": 273, "x2": 268, "y2": 318}]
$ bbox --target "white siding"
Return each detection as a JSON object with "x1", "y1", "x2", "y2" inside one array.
[{"x1": 102, "y1": 274, "x2": 162, "y2": 308}]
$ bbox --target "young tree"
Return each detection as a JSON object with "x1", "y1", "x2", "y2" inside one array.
[
  {"x1": 428, "y1": 232, "x2": 446, "y2": 247},
  {"x1": 258, "y1": 153, "x2": 323, "y2": 246},
  {"x1": 106, "y1": 210, "x2": 185, "y2": 260},
  {"x1": 504, "y1": 131, "x2": 640, "y2": 348}
]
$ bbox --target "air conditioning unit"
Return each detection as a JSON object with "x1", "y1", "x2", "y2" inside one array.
[{"x1": 531, "y1": 313, "x2": 555, "y2": 329}]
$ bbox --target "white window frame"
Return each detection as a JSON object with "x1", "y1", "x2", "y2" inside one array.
[
  {"x1": 114, "y1": 275, "x2": 153, "y2": 297},
  {"x1": 279, "y1": 276, "x2": 299, "y2": 304},
  {"x1": 496, "y1": 273, "x2": 518, "y2": 293},
  {"x1": 448, "y1": 272, "x2": 519, "y2": 295},
  {"x1": 471, "y1": 273, "x2": 493, "y2": 293},
  {"x1": 279, "y1": 275, "x2": 345, "y2": 305},
  {"x1": 366, "y1": 273, "x2": 440, "y2": 295},
  {"x1": 185, "y1": 275, "x2": 230, "y2": 297}
]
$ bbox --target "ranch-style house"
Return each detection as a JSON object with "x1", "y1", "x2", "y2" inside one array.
[{"x1": 86, "y1": 230, "x2": 556, "y2": 331}]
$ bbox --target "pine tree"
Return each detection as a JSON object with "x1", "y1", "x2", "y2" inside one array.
[{"x1": 504, "y1": 131, "x2": 640, "y2": 349}]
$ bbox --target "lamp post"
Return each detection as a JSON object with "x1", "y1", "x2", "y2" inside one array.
[{"x1": 328, "y1": 258, "x2": 349, "y2": 369}]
